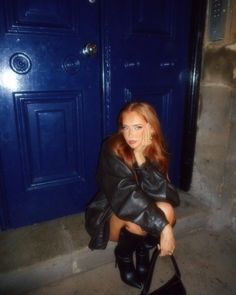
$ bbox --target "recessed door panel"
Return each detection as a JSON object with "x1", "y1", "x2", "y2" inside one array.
[
  {"x1": 131, "y1": 0, "x2": 174, "y2": 37},
  {"x1": 5, "y1": 0, "x2": 79, "y2": 34},
  {"x1": 14, "y1": 91, "x2": 85, "y2": 190}
]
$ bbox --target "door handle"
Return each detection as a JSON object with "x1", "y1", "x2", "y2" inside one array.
[{"x1": 82, "y1": 43, "x2": 97, "y2": 56}]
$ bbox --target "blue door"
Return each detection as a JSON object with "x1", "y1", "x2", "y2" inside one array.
[
  {"x1": 102, "y1": 0, "x2": 192, "y2": 184},
  {"x1": 0, "y1": 0, "x2": 102, "y2": 229},
  {"x1": 0, "y1": 0, "x2": 194, "y2": 229}
]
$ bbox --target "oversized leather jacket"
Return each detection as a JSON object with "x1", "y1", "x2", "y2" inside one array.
[{"x1": 85, "y1": 140, "x2": 180, "y2": 250}]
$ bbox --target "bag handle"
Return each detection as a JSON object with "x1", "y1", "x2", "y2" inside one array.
[
  {"x1": 170, "y1": 252, "x2": 181, "y2": 277},
  {"x1": 140, "y1": 248, "x2": 159, "y2": 295},
  {"x1": 141, "y1": 248, "x2": 181, "y2": 295}
]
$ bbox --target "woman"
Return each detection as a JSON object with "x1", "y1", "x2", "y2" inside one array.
[{"x1": 85, "y1": 102, "x2": 179, "y2": 289}]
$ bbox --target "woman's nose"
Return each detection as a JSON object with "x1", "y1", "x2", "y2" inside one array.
[{"x1": 128, "y1": 128, "x2": 134, "y2": 137}]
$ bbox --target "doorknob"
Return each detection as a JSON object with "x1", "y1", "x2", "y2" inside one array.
[{"x1": 82, "y1": 43, "x2": 97, "y2": 56}]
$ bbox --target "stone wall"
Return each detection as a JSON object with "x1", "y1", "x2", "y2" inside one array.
[{"x1": 190, "y1": 0, "x2": 236, "y2": 230}]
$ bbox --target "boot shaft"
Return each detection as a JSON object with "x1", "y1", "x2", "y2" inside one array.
[{"x1": 116, "y1": 227, "x2": 143, "y2": 256}]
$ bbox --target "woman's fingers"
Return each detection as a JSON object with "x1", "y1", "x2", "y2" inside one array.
[
  {"x1": 143, "y1": 123, "x2": 152, "y2": 146},
  {"x1": 159, "y1": 243, "x2": 176, "y2": 256}
]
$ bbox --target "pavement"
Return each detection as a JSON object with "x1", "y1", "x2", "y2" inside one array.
[
  {"x1": 25, "y1": 228, "x2": 236, "y2": 295},
  {"x1": 0, "y1": 192, "x2": 235, "y2": 295}
]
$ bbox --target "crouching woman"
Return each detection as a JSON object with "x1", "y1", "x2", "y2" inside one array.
[{"x1": 85, "y1": 102, "x2": 179, "y2": 289}]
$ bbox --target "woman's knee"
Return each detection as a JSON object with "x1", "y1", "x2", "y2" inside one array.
[
  {"x1": 125, "y1": 221, "x2": 146, "y2": 236},
  {"x1": 156, "y1": 202, "x2": 176, "y2": 225},
  {"x1": 109, "y1": 214, "x2": 146, "y2": 241}
]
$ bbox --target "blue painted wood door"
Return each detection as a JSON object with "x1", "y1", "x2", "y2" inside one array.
[
  {"x1": 102, "y1": 0, "x2": 192, "y2": 184},
  {"x1": 0, "y1": 0, "x2": 101, "y2": 229},
  {"x1": 0, "y1": 0, "x2": 193, "y2": 229}
]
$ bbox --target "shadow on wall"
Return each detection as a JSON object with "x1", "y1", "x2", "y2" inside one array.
[{"x1": 203, "y1": 46, "x2": 236, "y2": 87}]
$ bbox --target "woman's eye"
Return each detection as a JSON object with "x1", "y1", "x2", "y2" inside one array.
[
  {"x1": 121, "y1": 126, "x2": 128, "y2": 131},
  {"x1": 134, "y1": 125, "x2": 143, "y2": 130}
]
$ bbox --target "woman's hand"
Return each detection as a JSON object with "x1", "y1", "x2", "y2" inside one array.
[
  {"x1": 158, "y1": 224, "x2": 176, "y2": 256},
  {"x1": 134, "y1": 123, "x2": 152, "y2": 165}
]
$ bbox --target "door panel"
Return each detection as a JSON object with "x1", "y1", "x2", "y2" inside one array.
[
  {"x1": 0, "y1": 0, "x2": 101, "y2": 228},
  {"x1": 102, "y1": 0, "x2": 192, "y2": 184},
  {"x1": 14, "y1": 91, "x2": 85, "y2": 190}
]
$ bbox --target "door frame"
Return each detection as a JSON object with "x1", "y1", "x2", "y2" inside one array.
[{"x1": 179, "y1": 0, "x2": 207, "y2": 190}]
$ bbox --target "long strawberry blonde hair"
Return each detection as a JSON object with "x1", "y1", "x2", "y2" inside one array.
[{"x1": 107, "y1": 102, "x2": 169, "y2": 175}]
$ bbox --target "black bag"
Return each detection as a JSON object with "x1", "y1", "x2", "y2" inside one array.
[{"x1": 141, "y1": 248, "x2": 186, "y2": 295}]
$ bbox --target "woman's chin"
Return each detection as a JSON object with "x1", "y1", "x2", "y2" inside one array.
[{"x1": 127, "y1": 143, "x2": 138, "y2": 150}]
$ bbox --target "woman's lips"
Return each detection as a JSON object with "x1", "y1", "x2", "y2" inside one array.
[{"x1": 128, "y1": 140, "x2": 137, "y2": 145}]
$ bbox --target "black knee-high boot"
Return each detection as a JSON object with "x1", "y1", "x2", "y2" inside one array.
[
  {"x1": 136, "y1": 234, "x2": 160, "y2": 282},
  {"x1": 115, "y1": 228, "x2": 142, "y2": 289}
]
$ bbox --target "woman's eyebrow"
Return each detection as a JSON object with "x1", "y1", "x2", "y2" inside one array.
[{"x1": 122, "y1": 123, "x2": 144, "y2": 126}]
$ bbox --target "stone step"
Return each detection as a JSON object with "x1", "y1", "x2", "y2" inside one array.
[
  {"x1": 0, "y1": 192, "x2": 209, "y2": 295},
  {"x1": 25, "y1": 228, "x2": 236, "y2": 295}
]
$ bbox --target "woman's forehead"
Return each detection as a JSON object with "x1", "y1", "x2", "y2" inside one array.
[{"x1": 122, "y1": 111, "x2": 146, "y2": 124}]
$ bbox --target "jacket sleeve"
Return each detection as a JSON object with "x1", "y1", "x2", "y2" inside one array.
[
  {"x1": 97, "y1": 143, "x2": 168, "y2": 236},
  {"x1": 134, "y1": 161, "x2": 180, "y2": 207}
]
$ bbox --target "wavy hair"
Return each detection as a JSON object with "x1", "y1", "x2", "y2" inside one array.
[{"x1": 107, "y1": 102, "x2": 169, "y2": 174}]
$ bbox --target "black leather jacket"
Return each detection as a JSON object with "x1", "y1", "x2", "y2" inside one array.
[{"x1": 85, "y1": 140, "x2": 180, "y2": 250}]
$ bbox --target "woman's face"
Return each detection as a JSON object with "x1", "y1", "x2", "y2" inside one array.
[{"x1": 121, "y1": 111, "x2": 147, "y2": 150}]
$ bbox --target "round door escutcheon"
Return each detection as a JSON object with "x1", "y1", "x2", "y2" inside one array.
[
  {"x1": 62, "y1": 55, "x2": 81, "y2": 74},
  {"x1": 10, "y1": 53, "x2": 32, "y2": 74}
]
